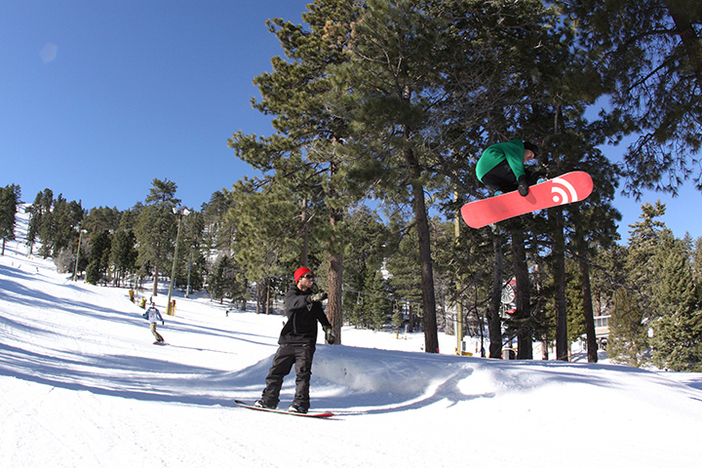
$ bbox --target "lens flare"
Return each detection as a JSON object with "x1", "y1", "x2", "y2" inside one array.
[{"x1": 40, "y1": 43, "x2": 58, "y2": 63}]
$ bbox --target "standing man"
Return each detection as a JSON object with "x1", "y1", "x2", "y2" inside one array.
[
  {"x1": 255, "y1": 267, "x2": 335, "y2": 413},
  {"x1": 476, "y1": 139, "x2": 543, "y2": 196}
]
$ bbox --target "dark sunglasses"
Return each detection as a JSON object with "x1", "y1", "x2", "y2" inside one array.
[{"x1": 301, "y1": 274, "x2": 314, "y2": 280}]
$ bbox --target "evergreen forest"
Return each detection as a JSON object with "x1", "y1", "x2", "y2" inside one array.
[{"x1": 2, "y1": 0, "x2": 701, "y2": 370}]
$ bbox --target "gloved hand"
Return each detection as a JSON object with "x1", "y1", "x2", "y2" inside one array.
[
  {"x1": 323, "y1": 326, "x2": 336, "y2": 344},
  {"x1": 309, "y1": 292, "x2": 328, "y2": 303},
  {"x1": 517, "y1": 175, "x2": 529, "y2": 197}
]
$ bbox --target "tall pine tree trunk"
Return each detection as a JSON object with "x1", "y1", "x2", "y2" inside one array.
[
  {"x1": 241, "y1": 279, "x2": 248, "y2": 312},
  {"x1": 266, "y1": 279, "x2": 271, "y2": 315},
  {"x1": 325, "y1": 158, "x2": 344, "y2": 345},
  {"x1": 255, "y1": 282, "x2": 261, "y2": 314},
  {"x1": 408, "y1": 304, "x2": 415, "y2": 332},
  {"x1": 554, "y1": 249, "x2": 568, "y2": 360},
  {"x1": 488, "y1": 232, "x2": 504, "y2": 359},
  {"x1": 571, "y1": 213, "x2": 599, "y2": 363},
  {"x1": 326, "y1": 206, "x2": 344, "y2": 345},
  {"x1": 300, "y1": 198, "x2": 309, "y2": 267},
  {"x1": 532, "y1": 233, "x2": 549, "y2": 360},
  {"x1": 550, "y1": 210, "x2": 569, "y2": 361},
  {"x1": 579, "y1": 258, "x2": 598, "y2": 362},
  {"x1": 511, "y1": 227, "x2": 533, "y2": 359},
  {"x1": 152, "y1": 265, "x2": 159, "y2": 297},
  {"x1": 405, "y1": 146, "x2": 438, "y2": 353}
]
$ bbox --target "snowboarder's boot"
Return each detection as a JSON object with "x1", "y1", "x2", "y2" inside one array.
[
  {"x1": 288, "y1": 404, "x2": 308, "y2": 414},
  {"x1": 254, "y1": 399, "x2": 276, "y2": 410}
]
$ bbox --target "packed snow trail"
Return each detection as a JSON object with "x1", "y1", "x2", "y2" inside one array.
[{"x1": 2, "y1": 206, "x2": 702, "y2": 467}]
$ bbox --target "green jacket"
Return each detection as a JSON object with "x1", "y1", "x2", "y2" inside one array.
[{"x1": 475, "y1": 139, "x2": 525, "y2": 182}]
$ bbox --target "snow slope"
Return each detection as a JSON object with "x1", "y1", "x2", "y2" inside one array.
[{"x1": 2, "y1": 205, "x2": 702, "y2": 468}]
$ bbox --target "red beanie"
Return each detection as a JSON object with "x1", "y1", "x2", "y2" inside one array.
[{"x1": 294, "y1": 267, "x2": 312, "y2": 283}]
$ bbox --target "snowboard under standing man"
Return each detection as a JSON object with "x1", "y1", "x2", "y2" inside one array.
[
  {"x1": 144, "y1": 300, "x2": 165, "y2": 344},
  {"x1": 475, "y1": 139, "x2": 542, "y2": 196},
  {"x1": 255, "y1": 267, "x2": 335, "y2": 414}
]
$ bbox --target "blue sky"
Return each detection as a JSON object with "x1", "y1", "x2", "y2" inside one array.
[{"x1": 1, "y1": 1, "x2": 700, "y2": 243}]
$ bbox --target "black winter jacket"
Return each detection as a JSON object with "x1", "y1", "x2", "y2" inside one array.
[{"x1": 278, "y1": 285, "x2": 332, "y2": 345}]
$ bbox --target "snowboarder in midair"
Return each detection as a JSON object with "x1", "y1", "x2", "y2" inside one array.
[
  {"x1": 476, "y1": 139, "x2": 543, "y2": 196},
  {"x1": 255, "y1": 267, "x2": 335, "y2": 414}
]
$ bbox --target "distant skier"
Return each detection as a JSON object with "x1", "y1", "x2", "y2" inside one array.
[
  {"x1": 254, "y1": 267, "x2": 335, "y2": 414},
  {"x1": 143, "y1": 300, "x2": 165, "y2": 344},
  {"x1": 476, "y1": 139, "x2": 543, "y2": 196}
]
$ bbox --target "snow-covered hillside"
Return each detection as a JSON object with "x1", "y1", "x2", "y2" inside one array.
[{"x1": 2, "y1": 205, "x2": 702, "y2": 468}]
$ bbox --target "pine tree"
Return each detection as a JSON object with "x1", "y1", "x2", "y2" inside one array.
[
  {"x1": 225, "y1": 180, "x2": 307, "y2": 314},
  {"x1": 209, "y1": 253, "x2": 245, "y2": 305},
  {"x1": 609, "y1": 201, "x2": 702, "y2": 369},
  {"x1": 648, "y1": 232, "x2": 702, "y2": 371},
  {"x1": 562, "y1": 0, "x2": 702, "y2": 196},
  {"x1": 365, "y1": 269, "x2": 393, "y2": 331},
  {"x1": 30, "y1": 194, "x2": 85, "y2": 272},
  {"x1": 134, "y1": 179, "x2": 181, "y2": 297},
  {"x1": 110, "y1": 229, "x2": 138, "y2": 287},
  {"x1": 510, "y1": 223, "x2": 533, "y2": 359},
  {"x1": 512, "y1": 5, "x2": 619, "y2": 362},
  {"x1": 487, "y1": 232, "x2": 506, "y2": 359},
  {"x1": 693, "y1": 237, "x2": 702, "y2": 287},
  {"x1": 171, "y1": 209, "x2": 205, "y2": 295},
  {"x1": 384, "y1": 215, "x2": 425, "y2": 335},
  {"x1": 567, "y1": 147, "x2": 622, "y2": 362},
  {"x1": 0, "y1": 184, "x2": 21, "y2": 255},
  {"x1": 330, "y1": 0, "x2": 446, "y2": 352},
  {"x1": 202, "y1": 190, "x2": 237, "y2": 254},
  {"x1": 626, "y1": 201, "x2": 667, "y2": 300},
  {"x1": 609, "y1": 288, "x2": 649, "y2": 367},
  {"x1": 83, "y1": 206, "x2": 121, "y2": 234},
  {"x1": 343, "y1": 206, "x2": 390, "y2": 329},
  {"x1": 86, "y1": 230, "x2": 112, "y2": 285},
  {"x1": 228, "y1": 0, "x2": 361, "y2": 342},
  {"x1": 608, "y1": 202, "x2": 667, "y2": 366},
  {"x1": 26, "y1": 189, "x2": 52, "y2": 256}
]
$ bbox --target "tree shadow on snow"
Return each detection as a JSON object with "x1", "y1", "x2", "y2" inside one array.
[{"x1": 0, "y1": 339, "x2": 273, "y2": 407}]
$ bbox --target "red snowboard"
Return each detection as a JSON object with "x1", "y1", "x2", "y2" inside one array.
[{"x1": 461, "y1": 171, "x2": 593, "y2": 229}]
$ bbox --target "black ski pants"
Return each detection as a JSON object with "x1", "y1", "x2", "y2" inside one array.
[
  {"x1": 261, "y1": 343, "x2": 315, "y2": 410},
  {"x1": 481, "y1": 160, "x2": 543, "y2": 194}
]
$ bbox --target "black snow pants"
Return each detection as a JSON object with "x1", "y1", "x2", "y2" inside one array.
[
  {"x1": 481, "y1": 160, "x2": 543, "y2": 194},
  {"x1": 261, "y1": 343, "x2": 315, "y2": 410}
]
